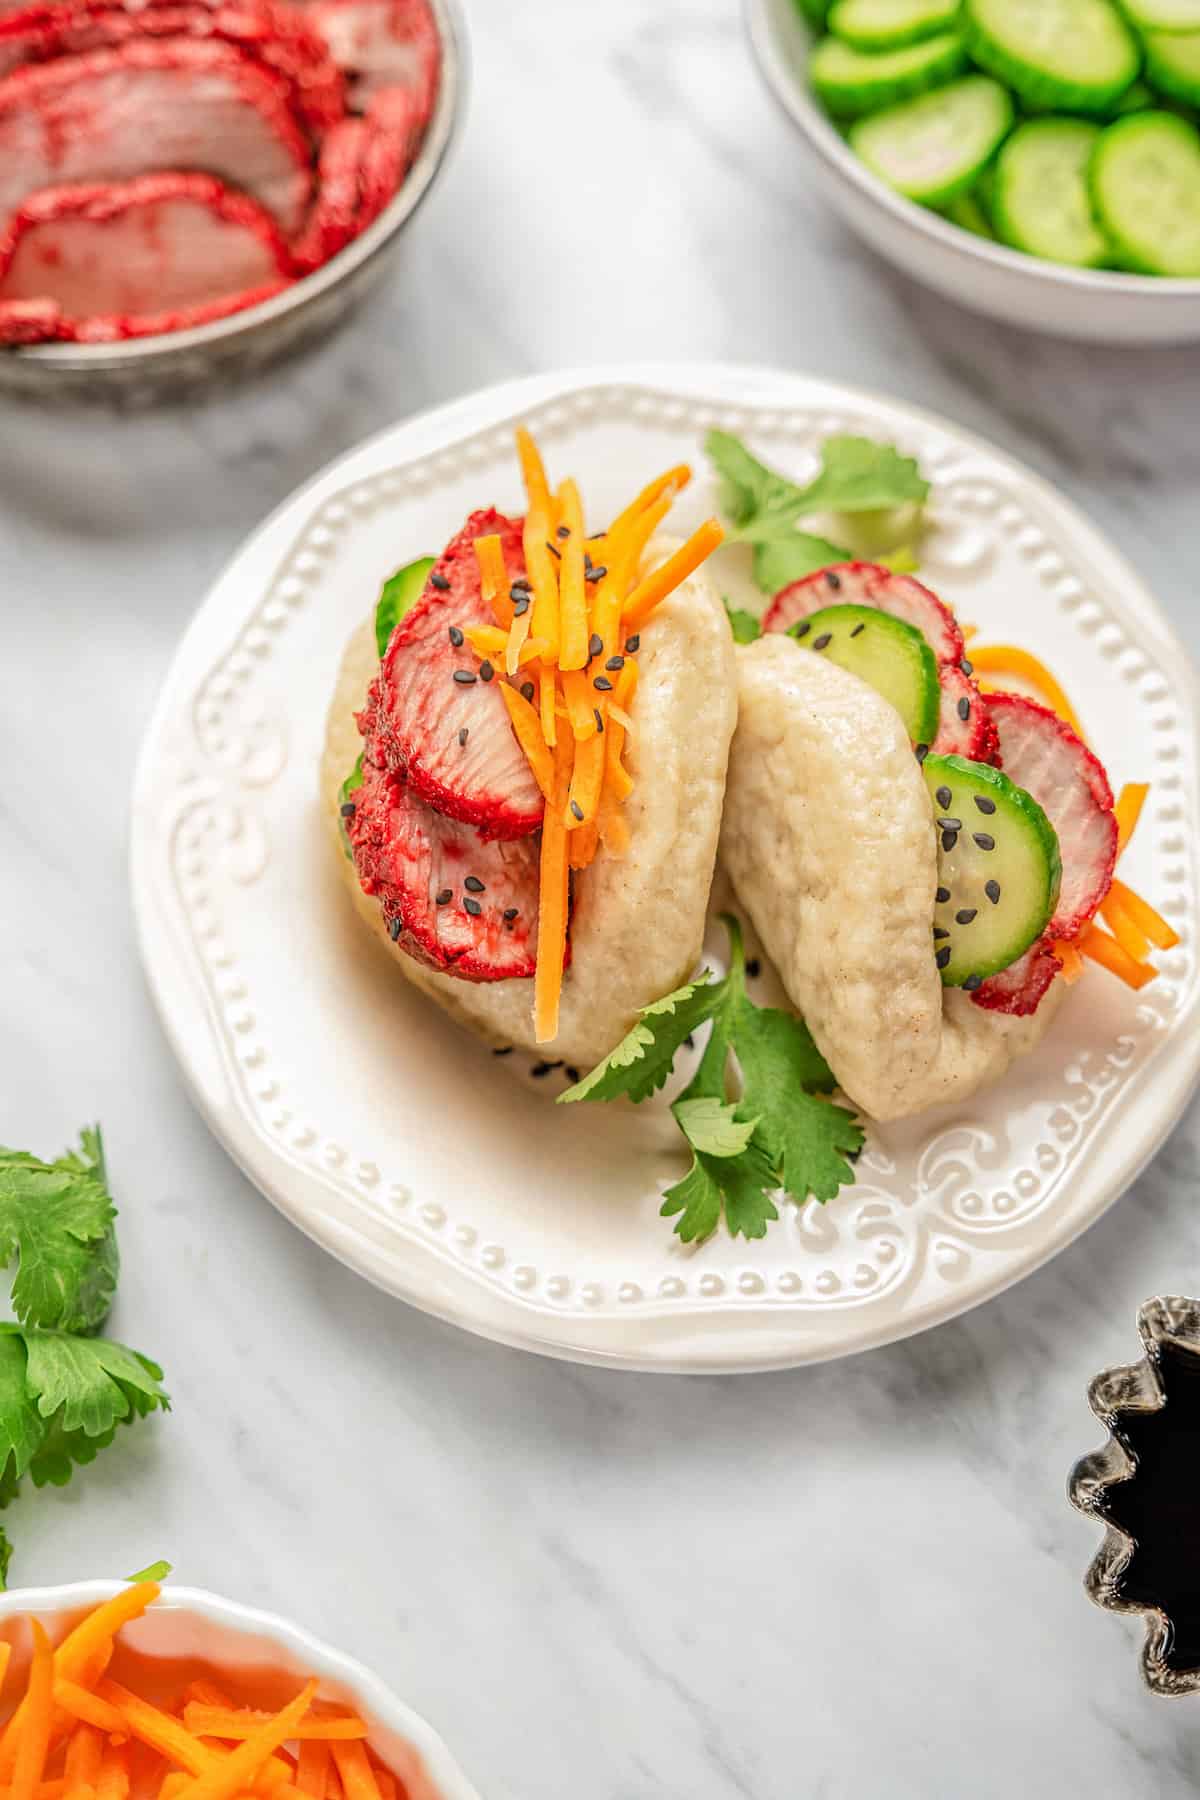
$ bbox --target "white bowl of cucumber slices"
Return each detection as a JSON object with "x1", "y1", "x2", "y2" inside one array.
[{"x1": 746, "y1": 0, "x2": 1200, "y2": 343}]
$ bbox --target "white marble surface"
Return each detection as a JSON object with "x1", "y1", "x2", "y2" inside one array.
[{"x1": 2, "y1": 1, "x2": 1200, "y2": 1794}]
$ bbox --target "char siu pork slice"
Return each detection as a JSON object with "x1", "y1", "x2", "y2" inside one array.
[
  {"x1": 304, "y1": 0, "x2": 437, "y2": 117},
  {"x1": 359, "y1": 508, "x2": 546, "y2": 841},
  {"x1": 0, "y1": 172, "x2": 294, "y2": 317},
  {"x1": 291, "y1": 112, "x2": 366, "y2": 267},
  {"x1": 347, "y1": 755, "x2": 541, "y2": 981},
  {"x1": 0, "y1": 275, "x2": 288, "y2": 342},
  {"x1": 0, "y1": 39, "x2": 314, "y2": 234},
  {"x1": 0, "y1": 0, "x2": 345, "y2": 135}
]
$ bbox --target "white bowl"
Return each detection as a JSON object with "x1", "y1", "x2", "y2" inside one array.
[
  {"x1": 744, "y1": 0, "x2": 1200, "y2": 344},
  {"x1": 0, "y1": 1582, "x2": 481, "y2": 1800}
]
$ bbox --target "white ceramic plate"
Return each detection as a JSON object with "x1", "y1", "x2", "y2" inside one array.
[
  {"x1": 132, "y1": 365, "x2": 1200, "y2": 1373},
  {"x1": 744, "y1": 0, "x2": 1200, "y2": 345},
  {"x1": 0, "y1": 1582, "x2": 480, "y2": 1800}
]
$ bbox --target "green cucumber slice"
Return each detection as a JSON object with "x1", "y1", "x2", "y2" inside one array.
[
  {"x1": 338, "y1": 754, "x2": 364, "y2": 861},
  {"x1": 794, "y1": 0, "x2": 833, "y2": 26},
  {"x1": 375, "y1": 554, "x2": 435, "y2": 657},
  {"x1": 963, "y1": 0, "x2": 1140, "y2": 115},
  {"x1": 945, "y1": 187, "x2": 994, "y2": 236},
  {"x1": 849, "y1": 75, "x2": 1013, "y2": 205},
  {"x1": 827, "y1": 0, "x2": 961, "y2": 51},
  {"x1": 1105, "y1": 78, "x2": 1157, "y2": 117},
  {"x1": 789, "y1": 603, "x2": 941, "y2": 746},
  {"x1": 1091, "y1": 111, "x2": 1200, "y2": 273},
  {"x1": 994, "y1": 119, "x2": 1111, "y2": 266},
  {"x1": 810, "y1": 30, "x2": 968, "y2": 116},
  {"x1": 1123, "y1": 0, "x2": 1200, "y2": 27},
  {"x1": 922, "y1": 755, "x2": 1062, "y2": 988},
  {"x1": 1144, "y1": 30, "x2": 1200, "y2": 107}
]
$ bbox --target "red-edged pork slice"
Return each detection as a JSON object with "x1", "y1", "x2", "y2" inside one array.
[
  {"x1": 0, "y1": 40, "x2": 314, "y2": 234},
  {"x1": 10, "y1": 276, "x2": 288, "y2": 342},
  {"x1": 985, "y1": 692, "x2": 1117, "y2": 941},
  {"x1": 0, "y1": 173, "x2": 293, "y2": 316},
  {"x1": 346, "y1": 755, "x2": 541, "y2": 980},
  {"x1": 0, "y1": 1, "x2": 345, "y2": 136},
  {"x1": 361, "y1": 508, "x2": 545, "y2": 841},
  {"x1": 969, "y1": 937, "x2": 1063, "y2": 1017},
  {"x1": 292, "y1": 114, "x2": 367, "y2": 268},
  {"x1": 356, "y1": 81, "x2": 418, "y2": 227},
  {"x1": 305, "y1": 0, "x2": 438, "y2": 117},
  {"x1": 0, "y1": 294, "x2": 61, "y2": 340},
  {"x1": 932, "y1": 663, "x2": 1001, "y2": 763},
  {"x1": 763, "y1": 562, "x2": 965, "y2": 667}
]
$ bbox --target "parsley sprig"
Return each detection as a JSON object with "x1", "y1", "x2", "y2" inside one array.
[
  {"x1": 706, "y1": 429, "x2": 930, "y2": 597},
  {"x1": 0, "y1": 1127, "x2": 168, "y2": 1584},
  {"x1": 561, "y1": 918, "x2": 864, "y2": 1243}
]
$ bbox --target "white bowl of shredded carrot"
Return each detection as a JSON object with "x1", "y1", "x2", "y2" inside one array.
[{"x1": 0, "y1": 1580, "x2": 480, "y2": 1800}]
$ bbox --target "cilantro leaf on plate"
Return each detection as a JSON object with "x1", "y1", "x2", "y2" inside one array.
[
  {"x1": 724, "y1": 600, "x2": 762, "y2": 645},
  {"x1": 558, "y1": 974, "x2": 717, "y2": 1105},
  {"x1": 794, "y1": 435, "x2": 930, "y2": 515},
  {"x1": 0, "y1": 1127, "x2": 118, "y2": 1334},
  {"x1": 672, "y1": 1097, "x2": 759, "y2": 1159},
  {"x1": 661, "y1": 1135, "x2": 780, "y2": 1244},
  {"x1": 752, "y1": 531, "x2": 848, "y2": 598}
]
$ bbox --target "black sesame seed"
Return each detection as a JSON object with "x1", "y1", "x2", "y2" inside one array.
[
  {"x1": 933, "y1": 927, "x2": 950, "y2": 941},
  {"x1": 430, "y1": 572, "x2": 451, "y2": 591},
  {"x1": 531, "y1": 1062, "x2": 552, "y2": 1079},
  {"x1": 936, "y1": 946, "x2": 952, "y2": 970},
  {"x1": 520, "y1": 681, "x2": 535, "y2": 702},
  {"x1": 453, "y1": 670, "x2": 476, "y2": 685},
  {"x1": 589, "y1": 633, "x2": 603, "y2": 659},
  {"x1": 570, "y1": 800, "x2": 584, "y2": 821},
  {"x1": 389, "y1": 917, "x2": 402, "y2": 941},
  {"x1": 624, "y1": 634, "x2": 640, "y2": 653},
  {"x1": 556, "y1": 524, "x2": 570, "y2": 540},
  {"x1": 942, "y1": 830, "x2": 959, "y2": 853},
  {"x1": 340, "y1": 802, "x2": 356, "y2": 819},
  {"x1": 458, "y1": 727, "x2": 469, "y2": 747},
  {"x1": 746, "y1": 958, "x2": 761, "y2": 979},
  {"x1": 974, "y1": 795, "x2": 997, "y2": 815},
  {"x1": 915, "y1": 744, "x2": 929, "y2": 763},
  {"x1": 936, "y1": 786, "x2": 953, "y2": 810},
  {"x1": 587, "y1": 566, "x2": 608, "y2": 582},
  {"x1": 684, "y1": 1034, "x2": 695, "y2": 1049},
  {"x1": 957, "y1": 696, "x2": 971, "y2": 721},
  {"x1": 593, "y1": 675, "x2": 614, "y2": 692},
  {"x1": 436, "y1": 889, "x2": 453, "y2": 906},
  {"x1": 545, "y1": 540, "x2": 561, "y2": 559},
  {"x1": 973, "y1": 833, "x2": 996, "y2": 852},
  {"x1": 955, "y1": 908, "x2": 978, "y2": 926},
  {"x1": 937, "y1": 817, "x2": 963, "y2": 832},
  {"x1": 448, "y1": 625, "x2": 464, "y2": 647},
  {"x1": 565, "y1": 1067, "x2": 581, "y2": 1084},
  {"x1": 794, "y1": 621, "x2": 812, "y2": 638},
  {"x1": 464, "y1": 896, "x2": 482, "y2": 917},
  {"x1": 464, "y1": 876, "x2": 485, "y2": 893},
  {"x1": 503, "y1": 906, "x2": 519, "y2": 921},
  {"x1": 985, "y1": 880, "x2": 1001, "y2": 905},
  {"x1": 594, "y1": 708, "x2": 605, "y2": 733},
  {"x1": 605, "y1": 655, "x2": 625, "y2": 671},
  {"x1": 850, "y1": 622, "x2": 866, "y2": 638},
  {"x1": 961, "y1": 657, "x2": 974, "y2": 677},
  {"x1": 512, "y1": 595, "x2": 531, "y2": 616},
  {"x1": 963, "y1": 974, "x2": 983, "y2": 993},
  {"x1": 492, "y1": 1046, "x2": 513, "y2": 1056},
  {"x1": 813, "y1": 632, "x2": 833, "y2": 651},
  {"x1": 826, "y1": 570, "x2": 842, "y2": 591},
  {"x1": 936, "y1": 886, "x2": 951, "y2": 904},
  {"x1": 479, "y1": 660, "x2": 495, "y2": 683}
]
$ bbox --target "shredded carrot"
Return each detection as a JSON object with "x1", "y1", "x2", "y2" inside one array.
[
  {"x1": 173, "y1": 1682, "x2": 316, "y2": 1800},
  {"x1": 559, "y1": 669, "x2": 600, "y2": 741},
  {"x1": 1115, "y1": 782, "x2": 1150, "y2": 852},
  {"x1": 498, "y1": 684, "x2": 555, "y2": 801},
  {"x1": 523, "y1": 520, "x2": 560, "y2": 665},
  {"x1": 63, "y1": 1726, "x2": 102, "y2": 1800},
  {"x1": 591, "y1": 494, "x2": 672, "y2": 657},
  {"x1": 568, "y1": 819, "x2": 599, "y2": 871},
  {"x1": 93, "y1": 1747, "x2": 128, "y2": 1800},
  {"x1": 368, "y1": 1773, "x2": 394, "y2": 1800},
  {"x1": 597, "y1": 803, "x2": 630, "y2": 859},
  {"x1": 182, "y1": 1686, "x2": 235, "y2": 1713},
  {"x1": 472, "y1": 535, "x2": 513, "y2": 630},
  {"x1": 604, "y1": 464, "x2": 691, "y2": 544},
  {"x1": 565, "y1": 732, "x2": 605, "y2": 830},
  {"x1": 515, "y1": 425, "x2": 551, "y2": 517},
  {"x1": 183, "y1": 1711, "x2": 365, "y2": 1745},
  {"x1": 1053, "y1": 940, "x2": 1085, "y2": 984},
  {"x1": 329, "y1": 1745, "x2": 381, "y2": 1800},
  {"x1": 1078, "y1": 921, "x2": 1159, "y2": 990},
  {"x1": 1101, "y1": 889, "x2": 1153, "y2": 963},
  {"x1": 52, "y1": 1686, "x2": 123, "y2": 1737},
  {"x1": 556, "y1": 479, "x2": 589, "y2": 672},
  {"x1": 621, "y1": 520, "x2": 725, "y2": 632},
  {"x1": 599, "y1": 660, "x2": 638, "y2": 819},
  {"x1": 0, "y1": 1645, "x2": 10, "y2": 1702},
  {"x1": 538, "y1": 663, "x2": 557, "y2": 749},
  {"x1": 463, "y1": 625, "x2": 546, "y2": 667},
  {"x1": 1108, "y1": 877, "x2": 1180, "y2": 951},
  {"x1": 11, "y1": 1623, "x2": 55, "y2": 1800},
  {"x1": 159, "y1": 1776, "x2": 188, "y2": 1800},
  {"x1": 295, "y1": 1745, "x2": 329, "y2": 1800},
  {"x1": 534, "y1": 732, "x2": 573, "y2": 1043},
  {"x1": 969, "y1": 644, "x2": 1086, "y2": 738}
]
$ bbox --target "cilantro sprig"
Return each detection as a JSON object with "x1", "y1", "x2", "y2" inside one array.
[
  {"x1": 0, "y1": 1127, "x2": 168, "y2": 1584},
  {"x1": 561, "y1": 919, "x2": 864, "y2": 1243},
  {"x1": 706, "y1": 429, "x2": 929, "y2": 597}
]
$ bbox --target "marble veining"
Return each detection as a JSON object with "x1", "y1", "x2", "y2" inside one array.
[{"x1": 3, "y1": 1, "x2": 1200, "y2": 1796}]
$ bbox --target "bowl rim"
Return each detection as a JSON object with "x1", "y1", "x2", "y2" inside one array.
[
  {"x1": 7, "y1": 0, "x2": 467, "y2": 372},
  {"x1": 743, "y1": 0, "x2": 1200, "y2": 304},
  {"x1": 0, "y1": 1580, "x2": 482, "y2": 1800}
]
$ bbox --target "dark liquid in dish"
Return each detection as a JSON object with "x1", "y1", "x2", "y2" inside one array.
[{"x1": 1100, "y1": 1341, "x2": 1200, "y2": 1674}]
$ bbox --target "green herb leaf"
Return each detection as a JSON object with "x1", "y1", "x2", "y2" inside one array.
[
  {"x1": 661, "y1": 1135, "x2": 781, "y2": 1243},
  {"x1": 0, "y1": 1128, "x2": 118, "y2": 1334},
  {"x1": 126, "y1": 1560, "x2": 172, "y2": 1583},
  {"x1": 0, "y1": 1526, "x2": 12, "y2": 1591},
  {"x1": 794, "y1": 435, "x2": 929, "y2": 515},
  {"x1": 672, "y1": 1097, "x2": 759, "y2": 1159},
  {"x1": 558, "y1": 975, "x2": 717, "y2": 1105},
  {"x1": 723, "y1": 600, "x2": 762, "y2": 645},
  {"x1": 752, "y1": 532, "x2": 848, "y2": 598},
  {"x1": 375, "y1": 556, "x2": 436, "y2": 659},
  {"x1": 706, "y1": 431, "x2": 808, "y2": 538}
]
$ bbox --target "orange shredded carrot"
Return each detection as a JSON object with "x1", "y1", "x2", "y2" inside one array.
[
  {"x1": 1108, "y1": 877, "x2": 1180, "y2": 951},
  {"x1": 0, "y1": 1643, "x2": 11, "y2": 1701},
  {"x1": 472, "y1": 535, "x2": 513, "y2": 631},
  {"x1": 368, "y1": 1774, "x2": 394, "y2": 1800},
  {"x1": 604, "y1": 464, "x2": 691, "y2": 545},
  {"x1": 523, "y1": 522, "x2": 560, "y2": 665},
  {"x1": 565, "y1": 732, "x2": 605, "y2": 830},
  {"x1": 1101, "y1": 890, "x2": 1153, "y2": 963},
  {"x1": 182, "y1": 1686, "x2": 235, "y2": 1713},
  {"x1": 1115, "y1": 782, "x2": 1150, "y2": 852},
  {"x1": 52, "y1": 1686, "x2": 123, "y2": 1737},
  {"x1": 969, "y1": 644, "x2": 1086, "y2": 738},
  {"x1": 1052, "y1": 940, "x2": 1085, "y2": 984},
  {"x1": 93, "y1": 1748, "x2": 128, "y2": 1800},
  {"x1": 568, "y1": 819, "x2": 599, "y2": 871},
  {"x1": 559, "y1": 669, "x2": 599, "y2": 741},
  {"x1": 329, "y1": 1745, "x2": 381, "y2": 1800},
  {"x1": 590, "y1": 494, "x2": 672, "y2": 658},
  {"x1": 95, "y1": 1684, "x2": 221, "y2": 1779},
  {"x1": 63, "y1": 1726, "x2": 102, "y2": 1800},
  {"x1": 183, "y1": 1711, "x2": 366, "y2": 1746},
  {"x1": 515, "y1": 425, "x2": 551, "y2": 517},
  {"x1": 11, "y1": 1623, "x2": 56, "y2": 1800},
  {"x1": 538, "y1": 663, "x2": 557, "y2": 749},
  {"x1": 599, "y1": 661, "x2": 638, "y2": 815},
  {"x1": 556, "y1": 479, "x2": 589, "y2": 672},
  {"x1": 1078, "y1": 921, "x2": 1159, "y2": 990},
  {"x1": 173, "y1": 1682, "x2": 316, "y2": 1800},
  {"x1": 295, "y1": 1744, "x2": 329, "y2": 1800},
  {"x1": 159, "y1": 1776, "x2": 188, "y2": 1800},
  {"x1": 621, "y1": 520, "x2": 725, "y2": 632},
  {"x1": 534, "y1": 732, "x2": 573, "y2": 1043},
  {"x1": 463, "y1": 625, "x2": 546, "y2": 668},
  {"x1": 498, "y1": 684, "x2": 555, "y2": 801},
  {"x1": 597, "y1": 803, "x2": 630, "y2": 858}
]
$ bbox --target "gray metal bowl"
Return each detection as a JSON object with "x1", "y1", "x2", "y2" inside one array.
[{"x1": 0, "y1": 0, "x2": 465, "y2": 402}]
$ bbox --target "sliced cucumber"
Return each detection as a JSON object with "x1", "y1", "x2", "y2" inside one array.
[
  {"x1": 810, "y1": 30, "x2": 968, "y2": 116},
  {"x1": 338, "y1": 754, "x2": 364, "y2": 861},
  {"x1": 1144, "y1": 30, "x2": 1200, "y2": 107},
  {"x1": 794, "y1": 0, "x2": 833, "y2": 26},
  {"x1": 1105, "y1": 78, "x2": 1157, "y2": 118},
  {"x1": 945, "y1": 187, "x2": 994, "y2": 236},
  {"x1": 963, "y1": 0, "x2": 1140, "y2": 115},
  {"x1": 1091, "y1": 111, "x2": 1200, "y2": 273},
  {"x1": 922, "y1": 755, "x2": 1062, "y2": 988},
  {"x1": 790, "y1": 603, "x2": 941, "y2": 746},
  {"x1": 994, "y1": 119, "x2": 1111, "y2": 266},
  {"x1": 375, "y1": 554, "x2": 435, "y2": 657},
  {"x1": 850, "y1": 75, "x2": 1013, "y2": 205},
  {"x1": 1123, "y1": 0, "x2": 1200, "y2": 27},
  {"x1": 827, "y1": 0, "x2": 961, "y2": 51}
]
